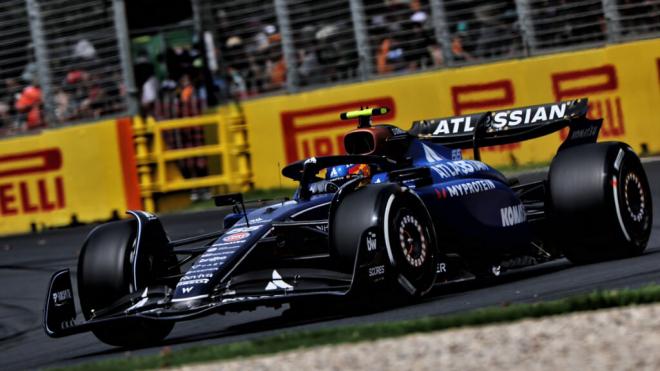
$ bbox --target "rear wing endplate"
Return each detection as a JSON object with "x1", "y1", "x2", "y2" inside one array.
[{"x1": 409, "y1": 98, "x2": 601, "y2": 154}]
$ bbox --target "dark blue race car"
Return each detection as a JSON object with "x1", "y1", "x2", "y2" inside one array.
[{"x1": 45, "y1": 98, "x2": 653, "y2": 346}]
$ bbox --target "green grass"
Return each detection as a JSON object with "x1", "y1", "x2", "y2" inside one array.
[{"x1": 56, "y1": 284, "x2": 660, "y2": 371}]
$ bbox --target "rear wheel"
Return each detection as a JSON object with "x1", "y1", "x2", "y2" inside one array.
[
  {"x1": 77, "y1": 220, "x2": 175, "y2": 347},
  {"x1": 548, "y1": 142, "x2": 652, "y2": 263}
]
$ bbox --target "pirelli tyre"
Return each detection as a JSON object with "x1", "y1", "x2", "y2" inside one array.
[
  {"x1": 77, "y1": 220, "x2": 175, "y2": 347},
  {"x1": 548, "y1": 142, "x2": 652, "y2": 264},
  {"x1": 331, "y1": 183, "x2": 438, "y2": 297}
]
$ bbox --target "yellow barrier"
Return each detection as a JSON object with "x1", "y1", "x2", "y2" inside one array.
[
  {"x1": 135, "y1": 105, "x2": 252, "y2": 211},
  {"x1": 243, "y1": 38, "x2": 660, "y2": 188},
  {"x1": 0, "y1": 119, "x2": 141, "y2": 235}
]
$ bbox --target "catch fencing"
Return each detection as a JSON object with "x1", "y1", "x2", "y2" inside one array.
[
  {"x1": 0, "y1": 0, "x2": 134, "y2": 136},
  {"x1": 198, "y1": 0, "x2": 660, "y2": 96},
  {"x1": 1, "y1": 0, "x2": 658, "y2": 134}
]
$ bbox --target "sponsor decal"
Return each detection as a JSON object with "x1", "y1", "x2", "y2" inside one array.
[
  {"x1": 422, "y1": 144, "x2": 444, "y2": 162},
  {"x1": 198, "y1": 256, "x2": 228, "y2": 264},
  {"x1": 226, "y1": 226, "x2": 262, "y2": 234},
  {"x1": 431, "y1": 116, "x2": 474, "y2": 135},
  {"x1": 368, "y1": 265, "x2": 385, "y2": 277},
  {"x1": 186, "y1": 267, "x2": 218, "y2": 273},
  {"x1": 490, "y1": 103, "x2": 568, "y2": 129},
  {"x1": 236, "y1": 217, "x2": 270, "y2": 226},
  {"x1": 366, "y1": 231, "x2": 378, "y2": 251},
  {"x1": 371, "y1": 173, "x2": 388, "y2": 184},
  {"x1": 51, "y1": 289, "x2": 72, "y2": 306},
  {"x1": 179, "y1": 273, "x2": 214, "y2": 281},
  {"x1": 182, "y1": 287, "x2": 193, "y2": 294},
  {"x1": 191, "y1": 262, "x2": 223, "y2": 269},
  {"x1": 202, "y1": 251, "x2": 234, "y2": 257},
  {"x1": 500, "y1": 204, "x2": 527, "y2": 227},
  {"x1": 138, "y1": 210, "x2": 158, "y2": 220},
  {"x1": 176, "y1": 278, "x2": 209, "y2": 286},
  {"x1": 223, "y1": 232, "x2": 249, "y2": 242},
  {"x1": 390, "y1": 127, "x2": 406, "y2": 135},
  {"x1": 569, "y1": 125, "x2": 599, "y2": 140},
  {"x1": 614, "y1": 149, "x2": 624, "y2": 171},
  {"x1": 211, "y1": 242, "x2": 245, "y2": 248},
  {"x1": 315, "y1": 224, "x2": 329, "y2": 233},
  {"x1": 431, "y1": 160, "x2": 489, "y2": 179},
  {"x1": 265, "y1": 270, "x2": 294, "y2": 291},
  {"x1": 437, "y1": 262, "x2": 447, "y2": 274},
  {"x1": 221, "y1": 293, "x2": 287, "y2": 304},
  {"x1": 304, "y1": 157, "x2": 317, "y2": 165},
  {"x1": 436, "y1": 179, "x2": 496, "y2": 199}
]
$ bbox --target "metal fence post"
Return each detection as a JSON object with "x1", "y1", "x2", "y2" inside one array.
[
  {"x1": 348, "y1": 0, "x2": 373, "y2": 80},
  {"x1": 274, "y1": 0, "x2": 299, "y2": 92},
  {"x1": 25, "y1": 0, "x2": 56, "y2": 126},
  {"x1": 429, "y1": 0, "x2": 453, "y2": 67},
  {"x1": 602, "y1": 0, "x2": 622, "y2": 43},
  {"x1": 191, "y1": 0, "x2": 202, "y2": 35},
  {"x1": 514, "y1": 0, "x2": 537, "y2": 55},
  {"x1": 112, "y1": 0, "x2": 139, "y2": 117}
]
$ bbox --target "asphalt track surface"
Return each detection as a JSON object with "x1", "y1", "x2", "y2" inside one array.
[{"x1": 2, "y1": 161, "x2": 660, "y2": 370}]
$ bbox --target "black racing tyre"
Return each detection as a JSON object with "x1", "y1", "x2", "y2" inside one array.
[
  {"x1": 77, "y1": 220, "x2": 174, "y2": 347},
  {"x1": 331, "y1": 184, "x2": 437, "y2": 297},
  {"x1": 383, "y1": 191, "x2": 438, "y2": 297},
  {"x1": 548, "y1": 142, "x2": 652, "y2": 264}
]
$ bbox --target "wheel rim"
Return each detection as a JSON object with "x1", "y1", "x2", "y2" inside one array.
[
  {"x1": 623, "y1": 172, "x2": 645, "y2": 223},
  {"x1": 384, "y1": 193, "x2": 437, "y2": 297},
  {"x1": 616, "y1": 155, "x2": 652, "y2": 244},
  {"x1": 397, "y1": 213, "x2": 428, "y2": 268}
]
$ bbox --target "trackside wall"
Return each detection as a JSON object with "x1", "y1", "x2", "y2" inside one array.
[
  {"x1": 0, "y1": 119, "x2": 141, "y2": 235},
  {"x1": 244, "y1": 38, "x2": 660, "y2": 188}
]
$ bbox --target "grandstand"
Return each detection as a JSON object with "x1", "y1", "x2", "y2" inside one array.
[{"x1": 0, "y1": 0, "x2": 658, "y2": 135}]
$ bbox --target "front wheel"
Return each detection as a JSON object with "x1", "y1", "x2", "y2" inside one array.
[{"x1": 77, "y1": 220, "x2": 175, "y2": 347}]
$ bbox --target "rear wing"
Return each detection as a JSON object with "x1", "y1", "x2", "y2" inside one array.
[{"x1": 409, "y1": 98, "x2": 601, "y2": 155}]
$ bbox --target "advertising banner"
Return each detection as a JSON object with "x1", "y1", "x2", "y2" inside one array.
[
  {"x1": 244, "y1": 39, "x2": 660, "y2": 188},
  {"x1": 0, "y1": 119, "x2": 140, "y2": 235}
]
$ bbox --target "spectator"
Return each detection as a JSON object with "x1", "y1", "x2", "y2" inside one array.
[
  {"x1": 266, "y1": 39, "x2": 286, "y2": 90},
  {"x1": 0, "y1": 101, "x2": 9, "y2": 134},
  {"x1": 452, "y1": 22, "x2": 475, "y2": 62},
  {"x1": 54, "y1": 87, "x2": 75, "y2": 123},
  {"x1": 15, "y1": 83, "x2": 43, "y2": 130},
  {"x1": 141, "y1": 73, "x2": 159, "y2": 118}
]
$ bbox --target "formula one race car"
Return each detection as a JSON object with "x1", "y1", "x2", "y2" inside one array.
[{"x1": 45, "y1": 98, "x2": 653, "y2": 346}]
